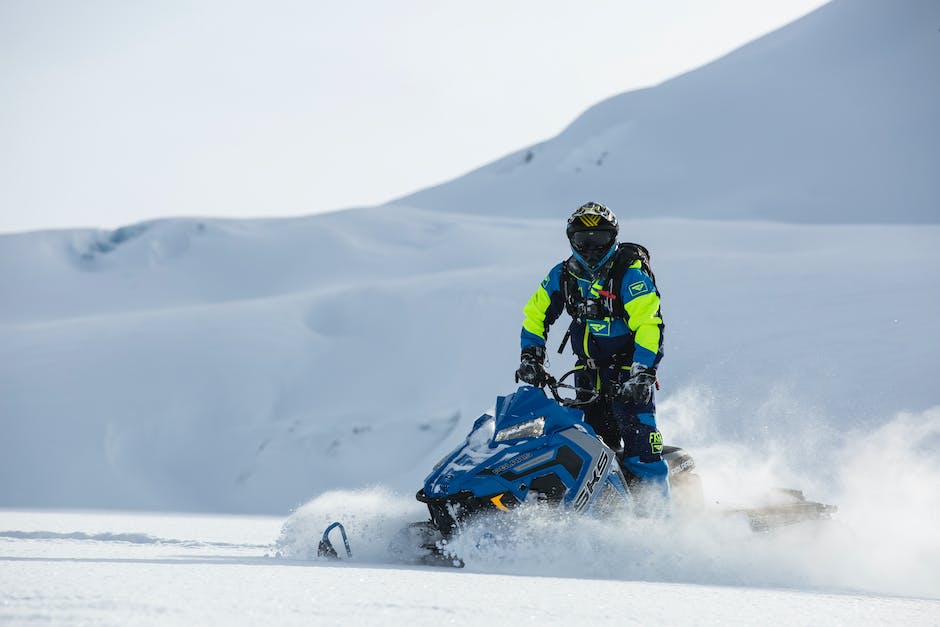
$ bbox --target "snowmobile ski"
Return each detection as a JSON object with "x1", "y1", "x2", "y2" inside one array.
[
  {"x1": 317, "y1": 521, "x2": 352, "y2": 560},
  {"x1": 728, "y1": 489, "x2": 838, "y2": 532}
]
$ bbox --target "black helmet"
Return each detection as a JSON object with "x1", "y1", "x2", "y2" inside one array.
[{"x1": 566, "y1": 202, "x2": 618, "y2": 270}]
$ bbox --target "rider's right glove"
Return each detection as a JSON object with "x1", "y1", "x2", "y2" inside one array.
[
  {"x1": 515, "y1": 345, "x2": 547, "y2": 386},
  {"x1": 618, "y1": 362, "x2": 657, "y2": 405}
]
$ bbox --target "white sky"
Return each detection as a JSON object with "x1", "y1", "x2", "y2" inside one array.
[{"x1": 0, "y1": 0, "x2": 828, "y2": 233}]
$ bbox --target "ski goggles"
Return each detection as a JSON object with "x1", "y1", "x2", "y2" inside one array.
[
  {"x1": 568, "y1": 202, "x2": 618, "y2": 229},
  {"x1": 569, "y1": 229, "x2": 616, "y2": 253}
]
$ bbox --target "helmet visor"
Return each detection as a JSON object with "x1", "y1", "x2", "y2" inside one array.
[{"x1": 569, "y1": 230, "x2": 616, "y2": 266}]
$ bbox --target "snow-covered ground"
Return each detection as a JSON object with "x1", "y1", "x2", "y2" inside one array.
[{"x1": 2, "y1": 509, "x2": 938, "y2": 626}]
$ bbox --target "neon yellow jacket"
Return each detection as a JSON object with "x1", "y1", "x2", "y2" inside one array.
[{"x1": 521, "y1": 257, "x2": 664, "y2": 368}]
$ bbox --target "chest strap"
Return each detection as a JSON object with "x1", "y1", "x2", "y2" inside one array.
[{"x1": 582, "y1": 354, "x2": 630, "y2": 371}]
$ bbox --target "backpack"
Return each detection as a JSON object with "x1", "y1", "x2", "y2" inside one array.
[
  {"x1": 606, "y1": 241, "x2": 656, "y2": 301},
  {"x1": 557, "y1": 242, "x2": 657, "y2": 354}
]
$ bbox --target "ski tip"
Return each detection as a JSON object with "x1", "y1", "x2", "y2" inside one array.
[{"x1": 317, "y1": 521, "x2": 352, "y2": 560}]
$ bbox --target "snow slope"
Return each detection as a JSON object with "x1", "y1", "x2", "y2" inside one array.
[
  {"x1": 2, "y1": 211, "x2": 938, "y2": 514},
  {"x1": 401, "y1": 0, "x2": 940, "y2": 223}
]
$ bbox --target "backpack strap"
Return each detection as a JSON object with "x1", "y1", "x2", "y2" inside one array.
[
  {"x1": 557, "y1": 257, "x2": 577, "y2": 354},
  {"x1": 556, "y1": 244, "x2": 656, "y2": 355},
  {"x1": 609, "y1": 242, "x2": 656, "y2": 304},
  {"x1": 560, "y1": 257, "x2": 580, "y2": 318}
]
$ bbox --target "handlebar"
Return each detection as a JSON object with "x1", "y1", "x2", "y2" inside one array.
[{"x1": 542, "y1": 369, "x2": 605, "y2": 407}]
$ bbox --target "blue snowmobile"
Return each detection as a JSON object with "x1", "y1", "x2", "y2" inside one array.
[
  {"x1": 417, "y1": 372, "x2": 693, "y2": 528},
  {"x1": 318, "y1": 369, "x2": 835, "y2": 565}
]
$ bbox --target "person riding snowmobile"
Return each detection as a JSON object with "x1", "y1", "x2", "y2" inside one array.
[{"x1": 515, "y1": 201, "x2": 669, "y2": 507}]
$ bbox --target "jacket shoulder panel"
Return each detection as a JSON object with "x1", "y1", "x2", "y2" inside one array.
[
  {"x1": 541, "y1": 261, "x2": 566, "y2": 295},
  {"x1": 620, "y1": 265, "x2": 656, "y2": 302}
]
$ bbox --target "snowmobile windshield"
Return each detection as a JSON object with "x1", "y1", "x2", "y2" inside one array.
[{"x1": 569, "y1": 230, "x2": 616, "y2": 267}]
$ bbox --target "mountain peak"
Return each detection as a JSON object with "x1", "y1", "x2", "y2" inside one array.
[{"x1": 400, "y1": 0, "x2": 940, "y2": 223}]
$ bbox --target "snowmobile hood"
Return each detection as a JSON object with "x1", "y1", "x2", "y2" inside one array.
[{"x1": 491, "y1": 385, "x2": 585, "y2": 446}]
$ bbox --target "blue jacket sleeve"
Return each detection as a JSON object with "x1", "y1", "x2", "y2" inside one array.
[{"x1": 620, "y1": 262, "x2": 664, "y2": 368}]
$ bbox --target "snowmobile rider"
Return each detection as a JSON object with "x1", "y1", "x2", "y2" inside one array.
[{"x1": 515, "y1": 201, "x2": 669, "y2": 504}]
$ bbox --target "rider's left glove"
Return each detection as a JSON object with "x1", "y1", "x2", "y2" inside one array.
[
  {"x1": 515, "y1": 345, "x2": 547, "y2": 386},
  {"x1": 617, "y1": 362, "x2": 657, "y2": 404}
]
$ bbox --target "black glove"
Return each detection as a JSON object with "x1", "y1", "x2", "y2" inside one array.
[
  {"x1": 515, "y1": 345, "x2": 547, "y2": 386},
  {"x1": 618, "y1": 362, "x2": 657, "y2": 404}
]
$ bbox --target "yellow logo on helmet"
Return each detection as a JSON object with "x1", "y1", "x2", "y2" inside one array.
[{"x1": 579, "y1": 215, "x2": 602, "y2": 227}]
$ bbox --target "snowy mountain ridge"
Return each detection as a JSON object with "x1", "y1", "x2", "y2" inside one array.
[{"x1": 401, "y1": 0, "x2": 940, "y2": 223}]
